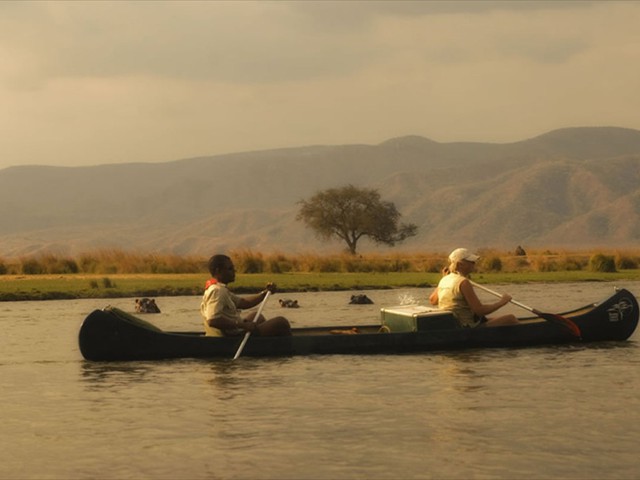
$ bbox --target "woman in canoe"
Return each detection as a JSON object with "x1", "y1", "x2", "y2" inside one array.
[
  {"x1": 201, "y1": 254, "x2": 291, "y2": 337},
  {"x1": 429, "y1": 248, "x2": 519, "y2": 328}
]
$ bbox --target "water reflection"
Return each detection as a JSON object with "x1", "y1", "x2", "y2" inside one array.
[
  {"x1": 200, "y1": 358, "x2": 294, "y2": 399},
  {"x1": 80, "y1": 361, "x2": 155, "y2": 389},
  {"x1": 201, "y1": 360, "x2": 246, "y2": 400}
]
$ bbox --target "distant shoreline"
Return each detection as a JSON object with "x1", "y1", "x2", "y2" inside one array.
[{"x1": 1, "y1": 271, "x2": 639, "y2": 302}]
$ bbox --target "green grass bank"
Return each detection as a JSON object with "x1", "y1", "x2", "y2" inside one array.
[{"x1": 1, "y1": 270, "x2": 639, "y2": 301}]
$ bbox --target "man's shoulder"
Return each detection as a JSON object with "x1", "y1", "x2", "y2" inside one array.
[
  {"x1": 203, "y1": 282, "x2": 227, "y2": 300},
  {"x1": 206, "y1": 282, "x2": 229, "y2": 291},
  {"x1": 204, "y1": 282, "x2": 240, "y2": 301}
]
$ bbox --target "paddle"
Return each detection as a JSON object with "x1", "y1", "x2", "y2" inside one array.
[
  {"x1": 470, "y1": 281, "x2": 581, "y2": 338},
  {"x1": 233, "y1": 291, "x2": 271, "y2": 360}
]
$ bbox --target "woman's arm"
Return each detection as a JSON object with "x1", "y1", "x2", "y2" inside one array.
[
  {"x1": 460, "y1": 279, "x2": 511, "y2": 316},
  {"x1": 429, "y1": 288, "x2": 439, "y2": 306}
]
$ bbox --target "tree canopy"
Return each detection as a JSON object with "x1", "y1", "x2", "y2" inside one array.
[{"x1": 296, "y1": 185, "x2": 418, "y2": 254}]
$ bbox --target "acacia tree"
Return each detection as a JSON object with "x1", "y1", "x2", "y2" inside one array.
[{"x1": 296, "y1": 185, "x2": 418, "y2": 255}]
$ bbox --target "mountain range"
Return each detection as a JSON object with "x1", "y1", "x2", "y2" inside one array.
[{"x1": 1, "y1": 126, "x2": 639, "y2": 258}]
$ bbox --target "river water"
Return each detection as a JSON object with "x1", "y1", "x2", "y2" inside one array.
[{"x1": 2, "y1": 281, "x2": 639, "y2": 480}]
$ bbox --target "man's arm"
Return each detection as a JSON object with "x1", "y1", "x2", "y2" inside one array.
[
  {"x1": 236, "y1": 283, "x2": 277, "y2": 309},
  {"x1": 208, "y1": 315, "x2": 257, "y2": 333}
]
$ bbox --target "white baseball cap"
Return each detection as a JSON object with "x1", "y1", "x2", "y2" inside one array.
[{"x1": 448, "y1": 248, "x2": 480, "y2": 264}]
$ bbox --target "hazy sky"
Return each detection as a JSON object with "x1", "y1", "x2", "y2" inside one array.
[{"x1": 2, "y1": 1, "x2": 639, "y2": 168}]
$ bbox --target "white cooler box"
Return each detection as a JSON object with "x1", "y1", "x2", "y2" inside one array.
[{"x1": 380, "y1": 305, "x2": 460, "y2": 332}]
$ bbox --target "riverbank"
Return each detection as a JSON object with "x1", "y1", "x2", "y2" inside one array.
[{"x1": 1, "y1": 270, "x2": 640, "y2": 301}]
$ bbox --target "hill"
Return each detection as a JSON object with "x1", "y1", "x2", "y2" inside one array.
[{"x1": 1, "y1": 126, "x2": 639, "y2": 258}]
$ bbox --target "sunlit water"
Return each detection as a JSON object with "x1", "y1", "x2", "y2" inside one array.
[{"x1": 2, "y1": 282, "x2": 639, "y2": 479}]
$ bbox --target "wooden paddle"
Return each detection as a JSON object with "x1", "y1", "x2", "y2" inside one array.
[
  {"x1": 470, "y1": 281, "x2": 581, "y2": 338},
  {"x1": 233, "y1": 291, "x2": 271, "y2": 360}
]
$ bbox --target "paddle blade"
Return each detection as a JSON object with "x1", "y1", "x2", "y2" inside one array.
[{"x1": 539, "y1": 312, "x2": 582, "y2": 338}]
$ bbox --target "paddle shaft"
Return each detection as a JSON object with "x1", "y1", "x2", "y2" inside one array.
[
  {"x1": 470, "y1": 281, "x2": 539, "y2": 314},
  {"x1": 233, "y1": 290, "x2": 271, "y2": 360},
  {"x1": 470, "y1": 280, "x2": 581, "y2": 337}
]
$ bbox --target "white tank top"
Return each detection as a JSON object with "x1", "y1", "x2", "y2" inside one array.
[{"x1": 437, "y1": 272, "x2": 476, "y2": 327}]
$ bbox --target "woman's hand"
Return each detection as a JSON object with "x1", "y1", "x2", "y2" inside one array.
[{"x1": 500, "y1": 293, "x2": 512, "y2": 306}]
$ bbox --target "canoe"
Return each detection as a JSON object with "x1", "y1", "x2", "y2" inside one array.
[{"x1": 78, "y1": 288, "x2": 638, "y2": 361}]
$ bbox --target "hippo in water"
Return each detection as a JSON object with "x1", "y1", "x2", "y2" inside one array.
[
  {"x1": 135, "y1": 298, "x2": 161, "y2": 313},
  {"x1": 279, "y1": 298, "x2": 300, "y2": 308},
  {"x1": 349, "y1": 294, "x2": 374, "y2": 305}
]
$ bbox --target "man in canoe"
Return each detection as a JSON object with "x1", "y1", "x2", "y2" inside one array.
[
  {"x1": 429, "y1": 248, "x2": 519, "y2": 328},
  {"x1": 201, "y1": 254, "x2": 291, "y2": 337}
]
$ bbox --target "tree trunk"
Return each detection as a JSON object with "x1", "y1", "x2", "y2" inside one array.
[{"x1": 346, "y1": 238, "x2": 358, "y2": 255}]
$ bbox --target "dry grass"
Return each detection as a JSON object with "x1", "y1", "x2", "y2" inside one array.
[{"x1": 0, "y1": 247, "x2": 638, "y2": 277}]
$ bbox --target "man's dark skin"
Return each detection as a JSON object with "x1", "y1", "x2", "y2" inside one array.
[{"x1": 208, "y1": 256, "x2": 291, "y2": 336}]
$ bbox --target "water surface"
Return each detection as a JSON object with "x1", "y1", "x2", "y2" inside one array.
[{"x1": 1, "y1": 282, "x2": 639, "y2": 479}]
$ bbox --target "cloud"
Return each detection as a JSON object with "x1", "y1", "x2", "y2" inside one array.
[
  {"x1": 0, "y1": 2, "x2": 378, "y2": 87},
  {"x1": 0, "y1": 1, "x2": 638, "y2": 167},
  {"x1": 0, "y1": 0, "x2": 603, "y2": 89},
  {"x1": 290, "y1": 0, "x2": 598, "y2": 25}
]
